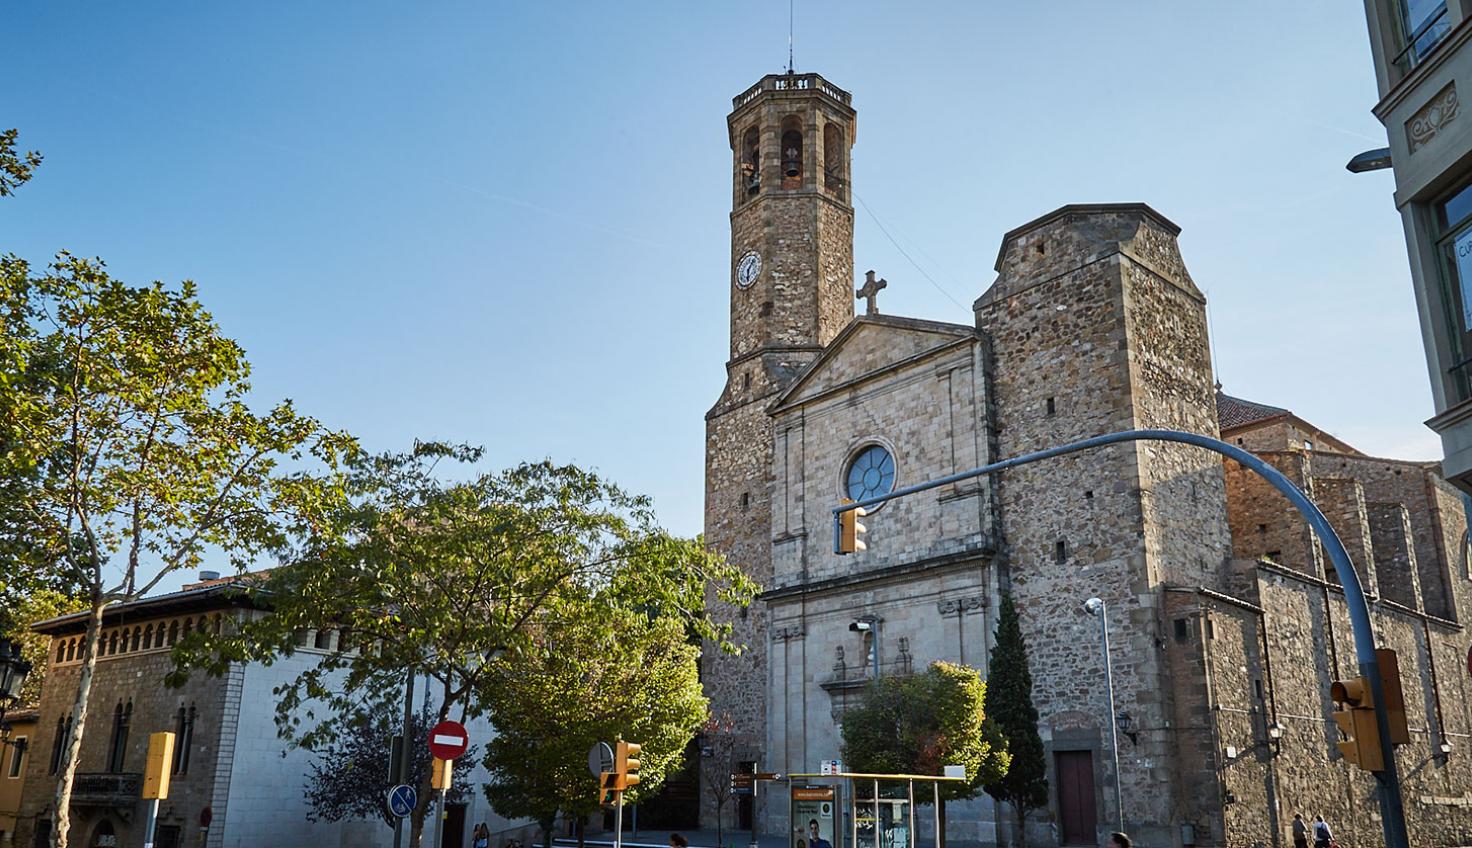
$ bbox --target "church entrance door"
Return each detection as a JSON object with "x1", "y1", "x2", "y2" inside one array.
[{"x1": 1054, "y1": 751, "x2": 1097, "y2": 845}]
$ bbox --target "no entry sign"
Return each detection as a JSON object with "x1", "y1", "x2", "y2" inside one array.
[{"x1": 428, "y1": 720, "x2": 469, "y2": 760}]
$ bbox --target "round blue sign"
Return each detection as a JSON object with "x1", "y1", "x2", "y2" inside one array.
[{"x1": 388, "y1": 784, "x2": 418, "y2": 818}]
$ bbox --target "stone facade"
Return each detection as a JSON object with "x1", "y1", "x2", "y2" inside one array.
[{"x1": 703, "y1": 70, "x2": 1472, "y2": 848}]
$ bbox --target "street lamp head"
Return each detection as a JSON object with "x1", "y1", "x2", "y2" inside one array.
[
  {"x1": 849, "y1": 619, "x2": 872, "y2": 633},
  {"x1": 0, "y1": 639, "x2": 32, "y2": 704},
  {"x1": 1083, "y1": 597, "x2": 1104, "y2": 616}
]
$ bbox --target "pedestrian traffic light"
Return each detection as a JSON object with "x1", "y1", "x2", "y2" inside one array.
[
  {"x1": 838, "y1": 500, "x2": 867, "y2": 555},
  {"x1": 598, "y1": 771, "x2": 619, "y2": 804},
  {"x1": 1330, "y1": 676, "x2": 1384, "y2": 772},
  {"x1": 615, "y1": 740, "x2": 642, "y2": 790}
]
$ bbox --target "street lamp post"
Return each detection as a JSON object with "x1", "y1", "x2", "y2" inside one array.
[
  {"x1": 1083, "y1": 598, "x2": 1125, "y2": 835},
  {"x1": 831, "y1": 429, "x2": 1411, "y2": 848}
]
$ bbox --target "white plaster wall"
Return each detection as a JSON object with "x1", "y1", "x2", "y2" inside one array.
[{"x1": 216, "y1": 655, "x2": 528, "y2": 848}]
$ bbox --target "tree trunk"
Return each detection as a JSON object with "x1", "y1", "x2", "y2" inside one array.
[
  {"x1": 51, "y1": 599, "x2": 105, "y2": 848},
  {"x1": 577, "y1": 815, "x2": 586, "y2": 848},
  {"x1": 716, "y1": 800, "x2": 724, "y2": 848},
  {"x1": 1013, "y1": 801, "x2": 1027, "y2": 848},
  {"x1": 540, "y1": 815, "x2": 555, "y2": 848}
]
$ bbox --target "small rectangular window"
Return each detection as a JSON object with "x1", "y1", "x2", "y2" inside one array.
[
  {"x1": 1173, "y1": 619, "x2": 1189, "y2": 641},
  {"x1": 1393, "y1": 0, "x2": 1451, "y2": 76},
  {"x1": 1045, "y1": 397, "x2": 1056, "y2": 417},
  {"x1": 7, "y1": 737, "x2": 25, "y2": 778},
  {"x1": 1265, "y1": 550, "x2": 1281, "y2": 561},
  {"x1": 1054, "y1": 539, "x2": 1067, "y2": 563},
  {"x1": 1254, "y1": 679, "x2": 1264, "y2": 700},
  {"x1": 1257, "y1": 523, "x2": 1267, "y2": 533},
  {"x1": 1205, "y1": 620, "x2": 1215, "y2": 640}
]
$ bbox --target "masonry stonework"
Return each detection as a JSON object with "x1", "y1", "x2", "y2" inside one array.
[{"x1": 704, "y1": 71, "x2": 1472, "y2": 848}]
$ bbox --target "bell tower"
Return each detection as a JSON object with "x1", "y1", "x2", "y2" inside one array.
[{"x1": 702, "y1": 72, "x2": 856, "y2": 825}]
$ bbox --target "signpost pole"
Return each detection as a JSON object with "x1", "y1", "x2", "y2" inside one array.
[
  {"x1": 931, "y1": 783, "x2": 939, "y2": 848},
  {"x1": 750, "y1": 775, "x2": 759, "y2": 848},
  {"x1": 614, "y1": 790, "x2": 625, "y2": 848},
  {"x1": 141, "y1": 798, "x2": 159, "y2": 848},
  {"x1": 907, "y1": 780, "x2": 915, "y2": 848},
  {"x1": 434, "y1": 786, "x2": 447, "y2": 848},
  {"x1": 395, "y1": 671, "x2": 414, "y2": 848}
]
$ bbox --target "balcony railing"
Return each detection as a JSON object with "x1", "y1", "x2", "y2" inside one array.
[
  {"x1": 732, "y1": 73, "x2": 852, "y2": 110},
  {"x1": 70, "y1": 772, "x2": 142, "y2": 807}
]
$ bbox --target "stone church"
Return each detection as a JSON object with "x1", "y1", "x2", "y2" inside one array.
[{"x1": 703, "y1": 72, "x2": 1472, "y2": 848}]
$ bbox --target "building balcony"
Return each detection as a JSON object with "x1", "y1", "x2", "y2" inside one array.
[{"x1": 70, "y1": 772, "x2": 142, "y2": 807}]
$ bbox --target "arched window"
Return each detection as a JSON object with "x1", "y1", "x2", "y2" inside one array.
[
  {"x1": 49, "y1": 715, "x2": 69, "y2": 774},
  {"x1": 65, "y1": 639, "x2": 76, "y2": 663},
  {"x1": 183, "y1": 617, "x2": 194, "y2": 637},
  {"x1": 107, "y1": 701, "x2": 132, "y2": 773},
  {"x1": 213, "y1": 614, "x2": 223, "y2": 635},
  {"x1": 107, "y1": 631, "x2": 118, "y2": 656},
  {"x1": 823, "y1": 123, "x2": 845, "y2": 198},
  {"x1": 168, "y1": 620, "x2": 179, "y2": 646},
  {"x1": 780, "y1": 116, "x2": 803, "y2": 185},
  {"x1": 143, "y1": 624, "x2": 154, "y2": 649},
  {"x1": 172, "y1": 703, "x2": 196, "y2": 774},
  {"x1": 741, "y1": 126, "x2": 760, "y2": 198},
  {"x1": 56, "y1": 640, "x2": 66, "y2": 663}
]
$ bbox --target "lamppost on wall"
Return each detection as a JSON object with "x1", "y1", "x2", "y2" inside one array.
[
  {"x1": 0, "y1": 638, "x2": 32, "y2": 727},
  {"x1": 849, "y1": 616, "x2": 882, "y2": 681}
]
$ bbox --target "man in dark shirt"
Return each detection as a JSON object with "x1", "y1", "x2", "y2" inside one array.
[{"x1": 808, "y1": 820, "x2": 832, "y2": 848}]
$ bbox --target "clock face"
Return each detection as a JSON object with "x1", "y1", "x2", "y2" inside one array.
[{"x1": 735, "y1": 250, "x2": 762, "y2": 289}]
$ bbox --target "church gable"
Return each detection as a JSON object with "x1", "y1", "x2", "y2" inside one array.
[{"x1": 771, "y1": 315, "x2": 977, "y2": 412}]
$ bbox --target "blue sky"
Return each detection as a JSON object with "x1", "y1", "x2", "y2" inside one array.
[{"x1": 4, "y1": 3, "x2": 1421, "y2": 592}]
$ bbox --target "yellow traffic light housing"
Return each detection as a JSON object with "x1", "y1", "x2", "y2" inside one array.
[
  {"x1": 1331, "y1": 675, "x2": 1384, "y2": 772},
  {"x1": 615, "y1": 740, "x2": 642, "y2": 789},
  {"x1": 598, "y1": 771, "x2": 619, "y2": 804},
  {"x1": 142, "y1": 732, "x2": 176, "y2": 800},
  {"x1": 1376, "y1": 648, "x2": 1411, "y2": 746},
  {"x1": 838, "y1": 500, "x2": 867, "y2": 555},
  {"x1": 431, "y1": 757, "x2": 453, "y2": 790}
]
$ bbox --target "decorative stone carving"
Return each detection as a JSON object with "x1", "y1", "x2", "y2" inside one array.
[
  {"x1": 937, "y1": 594, "x2": 987, "y2": 615},
  {"x1": 772, "y1": 625, "x2": 805, "y2": 642},
  {"x1": 1408, "y1": 83, "x2": 1459, "y2": 153}
]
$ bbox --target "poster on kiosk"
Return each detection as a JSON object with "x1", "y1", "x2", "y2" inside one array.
[{"x1": 791, "y1": 785, "x2": 841, "y2": 848}]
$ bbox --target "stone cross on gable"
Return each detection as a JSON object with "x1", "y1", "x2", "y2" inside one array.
[{"x1": 857, "y1": 270, "x2": 887, "y2": 316}]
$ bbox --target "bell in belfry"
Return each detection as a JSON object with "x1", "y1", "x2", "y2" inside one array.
[{"x1": 783, "y1": 146, "x2": 800, "y2": 177}]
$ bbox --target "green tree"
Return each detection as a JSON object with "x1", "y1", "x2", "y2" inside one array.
[
  {"x1": 5, "y1": 588, "x2": 89, "y2": 707},
  {"x1": 481, "y1": 610, "x2": 705, "y2": 848},
  {"x1": 697, "y1": 711, "x2": 741, "y2": 848},
  {"x1": 983, "y1": 595, "x2": 1048, "y2": 848},
  {"x1": 304, "y1": 703, "x2": 478, "y2": 827},
  {"x1": 0, "y1": 128, "x2": 42, "y2": 196},
  {"x1": 0, "y1": 254, "x2": 349, "y2": 848},
  {"x1": 172, "y1": 447, "x2": 755, "y2": 847},
  {"x1": 840, "y1": 662, "x2": 1009, "y2": 846}
]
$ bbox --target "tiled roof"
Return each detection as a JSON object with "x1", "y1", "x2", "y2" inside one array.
[{"x1": 1216, "y1": 391, "x2": 1290, "y2": 431}]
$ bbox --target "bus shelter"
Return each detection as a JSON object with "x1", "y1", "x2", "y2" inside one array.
[{"x1": 785, "y1": 772, "x2": 966, "y2": 848}]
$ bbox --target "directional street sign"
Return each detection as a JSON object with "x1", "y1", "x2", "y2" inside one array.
[
  {"x1": 387, "y1": 784, "x2": 418, "y2": 818},
  {"x1": 428, "y1": 720, "x2": 469, "y2": 761},
  {"x1": 588, "y1": 741, "x2": 614, "y2": 777}
]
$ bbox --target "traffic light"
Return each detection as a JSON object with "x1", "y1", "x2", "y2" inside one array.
[
  {"x1": 1376, "y1": 648, "x2": 1411, "y2": 746},
  {"x1": 1330, "y1": 676, "x2": 1384, "y2": 772},
  {"x1": 838, "y1": 500, "x2": 867, "y2": 555},
  {"x1": 598, "y1": 771, "x2": 619, "y2": 804},
  {"x1": 615, "y1": 740, "x2": 642, "y2": 790}
]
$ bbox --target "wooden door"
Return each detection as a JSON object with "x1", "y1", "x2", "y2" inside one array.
[
  {"x1": 445, "y1": 803, "x2": 468, "y2": 848},
  {"x1": 1055, "y1": 750, "x2": 1097, "y2": 846}
]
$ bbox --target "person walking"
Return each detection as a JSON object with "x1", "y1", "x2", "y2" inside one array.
[
  {"x1": 1292, "y1": 814, "x2": 1309, "y2": 848},
  {"x1": 1313, "y1": 816, "x2": 1334, "y2": 848},
  {"x1": 473, "y1": 823, "x2": 491, "y2": 848},
  {"x1": 1106, "y1": 833, "x2": 1132, "y2": 848}
]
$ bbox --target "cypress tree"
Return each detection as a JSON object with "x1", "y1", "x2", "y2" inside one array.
[{"x1": 983, "y1": 593, "x2": 1048, "y2": 848}]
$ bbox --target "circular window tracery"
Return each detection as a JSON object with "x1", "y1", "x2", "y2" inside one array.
[{"x1": 846, "y1": 444, "x2": 896, "y2": 503}]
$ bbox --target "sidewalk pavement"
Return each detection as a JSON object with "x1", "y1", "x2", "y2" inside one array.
[{"x1": 554, "y1": 828, "x2": 789, "y2": 848}]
